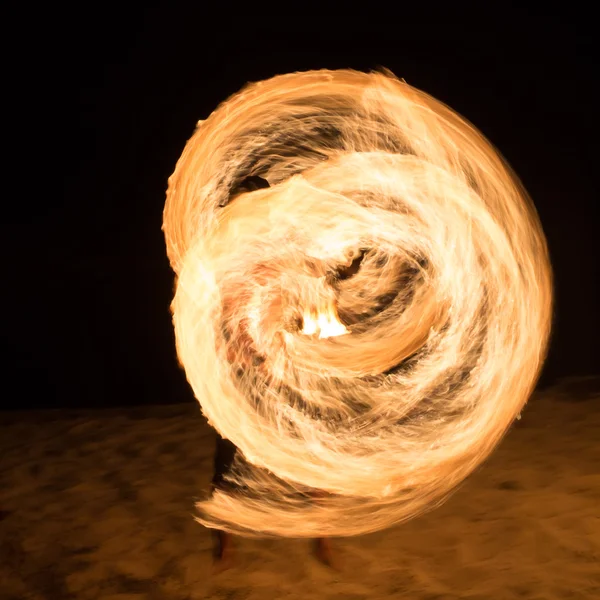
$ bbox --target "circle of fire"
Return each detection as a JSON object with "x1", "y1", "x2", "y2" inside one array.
[{"x1": 163, "y1": 70, "x2": 553, "y2": 538}]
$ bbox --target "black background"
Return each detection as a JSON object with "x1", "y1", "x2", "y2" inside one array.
[{"x1": 3, "y1": 12, "x2": 597, "y2": 409}]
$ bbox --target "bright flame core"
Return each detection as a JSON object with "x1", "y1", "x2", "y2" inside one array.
[
  {"x1": 163, "y1": 69, "x2": 553, "y2": 538},
  {"x1": 302, "y1": 304, "x2": 349, "y2": 339}
]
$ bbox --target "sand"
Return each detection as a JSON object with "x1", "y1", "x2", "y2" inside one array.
[{"x1": 1, "y1": 377, "x2": 599, "y2": 600}]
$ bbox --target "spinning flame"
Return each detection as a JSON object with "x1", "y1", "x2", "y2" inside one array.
[{"x1": 163, "y1": 69, "x2": 552, "y2": 538}]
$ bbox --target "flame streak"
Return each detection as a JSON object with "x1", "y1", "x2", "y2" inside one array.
[{"x1": 163, "y1": 70, "x2": 552, "y2": 537}]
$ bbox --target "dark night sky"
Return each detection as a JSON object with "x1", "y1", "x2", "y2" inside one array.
[{"x1": 2, "y1": 12, "x2": 598, "y2": 409}]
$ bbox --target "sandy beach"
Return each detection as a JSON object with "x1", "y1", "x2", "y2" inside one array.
[{"x1": 1, "y1": 377, "x2": 599, "y2": 600}]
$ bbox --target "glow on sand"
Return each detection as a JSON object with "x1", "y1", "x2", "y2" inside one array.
[{"x1": 163, "y1": 69, "x2": 553, "y2": 538}]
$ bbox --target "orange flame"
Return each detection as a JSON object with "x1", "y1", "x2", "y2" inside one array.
[
  {"x1": 301, "y1": 303, "x2": 349, "y2": 339},
  {"x1": 163, "y1": 69, "x2": 553, "y2": 538}
]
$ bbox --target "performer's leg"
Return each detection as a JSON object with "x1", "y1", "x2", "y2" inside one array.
[
  {"x1": 314, "y1": 537, "x2": 337, "y2": 568},
  {"x1": 308, "y1": 490, "x2": 339, "y2": 569},
  {"x1": 211, "y1": 434, "x2": 237, "y2": 566}
]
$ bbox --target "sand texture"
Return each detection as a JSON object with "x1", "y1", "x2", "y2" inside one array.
[{"x1": 1, "y1": 378, "x2": 599, "y2": 599}]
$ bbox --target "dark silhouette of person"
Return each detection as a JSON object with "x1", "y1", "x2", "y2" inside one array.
[{"x1": 211, "y1": 174, "x2": 336, "y2": 570}]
